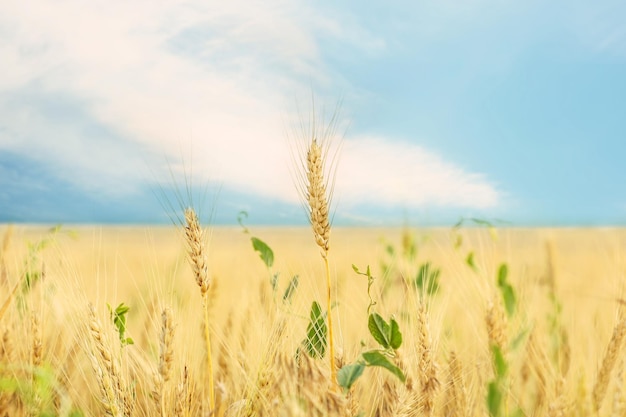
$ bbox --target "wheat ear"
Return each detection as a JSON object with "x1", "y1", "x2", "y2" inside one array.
[
  {"x1": 417, "y1": 300, "x2": 439, "y2": 416},
  {"x1": 486, "y1": 300, "x2": 507, "y2": 351},
  {"x1": 445, "y1": 351, "x2": 467, "y2": 417},
  {"x1": 174, "y1": 365, "x2": 192, "y2": 417},
  {"x1": 183, "y1": 208, "x2": 215, "y2": 411},
  {"x1": 87, "y1": 303, "x2": 123, "y2": 417},
  {"x1": 31, "y1": 312, "x2": 42, "y2": 388},
  {"x1": 592, "y1": 312, "x2": 626, "y2": 412},
  {"x1": 155, "y1": 307, "x2": 175, "y2": 417},
  {"x1": 304, "y1": 139, "x2": 336, "y2": 386}
]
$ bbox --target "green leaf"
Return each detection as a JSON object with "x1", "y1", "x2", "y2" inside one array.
[
  {"x1": 108, "y1": 302, "x2": 133, "y2": 347},
  {"x1": 496, "y1": 264, "x2": 516, "y2": 317},
  {"x1": 303, "y1": 301, "x2": 327, "y2": 358},
  {"x1": 337, "y1": 363, "x2": 365, "y2": 390},
  {"x1": 490, "y1": 345, "x2": 508, "y2": 379},
  {"x1": 497, "y1": 264, "x2": 508, "y2": 286},
  {"x1": 113, "y1": 308, "x2": 128, "y2": 333},
  {"x1": 415, "y1": 263, "x2": 427, "y2": 289},
  {"x1": 114, "y1": 303, "x2": 130, "y2": 315},
  {"x1": 487, "y1": 380, "x2": 502, "y2": 417},
  {"x1": 414, "y1": 262, "x2": 441, "y2": 296},
  {"x1": 352, "y1": 264, "x2": 372, "y2": 278},
  {"x1": 427, "y1": 270, "x2": 441, "y2": 295},
  {"x1": 501, "y1": 285, "x2": 516, "y2": 317},
  {"x1": 389, "y1": 317, "x2": 403, "y2": 350},
  {"x1": 23, "y1": 271, "x2": 41, "y2": 292},
  {"x1": 362, "y1": 351, "x2": 405, "y2": 383},
  {"x1": 368, "y1": 313, "x2": 391, "y2": 349},
  {"x1": 251, "y1": 237, "x2": 274, "y2": 268},
  {"x1": 282, "y1": 275, "x2": 299, "y2": 303},
  {"x1": 466, "y1": 252, "x2": 476, "y2": 270}
]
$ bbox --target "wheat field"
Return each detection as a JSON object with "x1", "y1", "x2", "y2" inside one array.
[{"x1": 1, "y1": 222, "x2": 625, "y2": 416}]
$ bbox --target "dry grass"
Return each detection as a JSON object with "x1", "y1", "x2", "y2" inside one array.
[{"x1": 0, "y1": 225, "x2": 626, "y2": 416}]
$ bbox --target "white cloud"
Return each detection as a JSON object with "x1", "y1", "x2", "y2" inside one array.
[
  {"x1": 336, "y1": 136, "x2": 498, "y2": 209},
  {"x1": 0, "y1": 0, "x2": 499, "y2": 212}
]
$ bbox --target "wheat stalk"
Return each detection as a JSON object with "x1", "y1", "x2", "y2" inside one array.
[
  {"x1": 548, "y1": 377, "x2": 567, "y2": 417},
  {"x1": 486, "y1": 300, "x2": 507, "y2": 351},
  {"x1": 376, "y1": 379, "x2": 400, "y2": 416},
  {"x1": 417, "y1": 300, "x2": 439, "y2": 416},
  {"x1": 303, "y1": 138, "x2": 337, "y2": 387},
  {"x1": 31, "y1": 309, "x2": 43, "y2": 413},
  {"x1": 612, "y1": 358, "x2": 625, "y2": 417},
  {"x1": 592, "y1": 312, "x2": 626, "y2": 412},
  {"x1": 159, "y1": 307, "x2": 175, "y2": 384},
  {"x1": 174, "y1": 365, "x2": 193, "y2": 417},
  {"x1": 183, "y1": 207, "x2": 215, "y2": 412},
  {"x1": 527, "y1": 330, "x2": 549, "y2": 413},
  {"x1": 444, "y1": 351, "x2": 467, "y2": 417},
  {"x1": 154, "y1": 307, "x2": 175, "y2": 417},
  {"x1": 87, "y1": 303, "x2": 123, "y2": 417}
]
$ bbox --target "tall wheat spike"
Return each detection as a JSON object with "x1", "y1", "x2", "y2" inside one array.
[
  {"x1": 417, "y1": 300, "x2": 439, "y2": 416},
  {"x1": 87, "y1": 303, "x2": 123, "y2": 417},
  {"x1": 592, "y1": 311, "x2": 626, "y2": 412},
  {"x1": 291, "y1": 99, "x2": 342, "y2": 387},
  {"x1": 304, "y1": 138, "x2": 336, "y2": 386},
  {"x1": 183, "y1": 207, "x2": 215, "y2": 411},
  {"x1": 154, "y1": 307, "x2": 175, "y2": 417}
]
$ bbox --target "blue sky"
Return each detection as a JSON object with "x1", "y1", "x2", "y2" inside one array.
[{"x1": 1, "y1": 0, "x2": 625, "y2": 226}]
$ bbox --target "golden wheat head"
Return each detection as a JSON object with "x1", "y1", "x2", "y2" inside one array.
[
  {"x1": 183, "y1": 208, "x2": 210, "y2": 297},
  {"x1": 306, "y1": 139, "x2": 331, "y2": 257}
]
